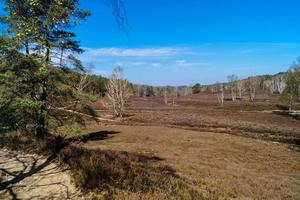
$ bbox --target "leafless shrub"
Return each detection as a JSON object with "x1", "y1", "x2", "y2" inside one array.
[{"x1": 106, "y1": 66, "x2": 131, "y2": 118}]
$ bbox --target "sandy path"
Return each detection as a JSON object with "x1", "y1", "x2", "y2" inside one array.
[{"x1": 0, "y1": 149, "x2": 81, "y2": 200}]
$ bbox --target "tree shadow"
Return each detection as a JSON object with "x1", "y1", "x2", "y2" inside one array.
[
  {"x1": 80, "y1": 130, "x2": 120, "y2": 143},
  {"x1": 0, "y1": 130, "x2": 199, "y2": 199},
  {"x1": 58, "y1": 146, "x2": 184, "y2": 195},
  {"x1": 0, "y1": 130, "x2": 120, "y2": 199},
  {"x1": 0, "y1": 150, "x2": 78, "y2": 200}
]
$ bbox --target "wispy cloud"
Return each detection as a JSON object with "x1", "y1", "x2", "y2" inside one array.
[
  {"x1": 83, "y1": 47, "x2": 183, "y2": 57},
  {"x1": 175, "y1": 59, "x2": 210, "y2": 67}
]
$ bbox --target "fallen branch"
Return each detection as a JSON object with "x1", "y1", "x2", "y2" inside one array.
[{"x1": 49, "y1": 107, "x2": 117, "y2": 122}]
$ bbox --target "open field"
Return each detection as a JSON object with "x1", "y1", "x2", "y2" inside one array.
[
  {"x1": 1, "y1": 93, "x2": 300, "y2": 199},
  {"x1": 81, "y1": 93, "x2": 300, "y2": 199},
  {"x1": 82, "y1": 124, "x2": 300, "y2": 199},
  {"x1": 93, "y1": 93, "x2": 300, "y2": 144}
]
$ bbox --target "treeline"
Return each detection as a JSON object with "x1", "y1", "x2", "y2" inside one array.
[
  {"x1": 130, "y1": 72, "x2": 286, "y2": 98},
  {"x1": 130, "y1": 65, "x2": 300, "y2": 110}
]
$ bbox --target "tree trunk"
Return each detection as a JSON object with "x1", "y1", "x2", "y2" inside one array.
[
  {"x1": 36, "y1": 79, "x2": 48, "y2": 139},
  {"x1": 25, "y1": 41, "x2": 30, "y2": 55},
  {"x1": 60, "y1": 48, "x2": 64, "y2": 67},
  {"x1": 36, "y1": 39, "x2": 50, "y2": 138}
]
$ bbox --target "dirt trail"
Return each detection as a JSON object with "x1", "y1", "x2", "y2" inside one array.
[{"x1": 0, "y1": 149, "x2": 81, "y2": 200}]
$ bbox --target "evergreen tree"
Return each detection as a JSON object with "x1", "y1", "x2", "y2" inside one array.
[{"x1": 0, "y1": 0, "x2": 90, "y2": 137}]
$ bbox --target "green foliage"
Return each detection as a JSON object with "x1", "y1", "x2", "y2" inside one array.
[
  {"x1": 57, "y1": 123, "x2": 82, "y2": 139},
  {"x1": 0, "y1": 49, "x2": 42, "y2": 132},
  {"x1": 0, "y1": 0, "x2": 96, "y2": 137},
  {"x1": 0, "y1": 46, "x2": 100, "y2": 136},
  {"x1": 1, "y1": 0, "x2": 90, "y2": 54},
  {"x1": 280, "y1": 65, "x2": 300, "y2": 110},
  {"x1": 192, "y1": 83, "x2": 201, "y2": 94},
  {"x1": 146, "y1": 86, "x2": 155, "y2": 96},
  {"x1": 86, "y1": 75, "x2": 108, "y2": 96}
]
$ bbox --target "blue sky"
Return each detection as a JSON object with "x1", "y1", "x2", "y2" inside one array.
[{"x1": 2, "y1": 0, "x2": 300, "y2": 85}]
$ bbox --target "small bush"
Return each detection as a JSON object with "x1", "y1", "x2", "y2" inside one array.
[{"x1": 57, "y1": 123, "x2": 83, "y2": 140}]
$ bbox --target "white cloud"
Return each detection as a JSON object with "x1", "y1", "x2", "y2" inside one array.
[
  {"x1": 175, "y1": 59, "x2": 209, "y2": 67},
  {"x1": 151, "y1": 63, "x2": 161, "y2": 68},
  {"x1": 83, "y1": 47, "x2": 183, "y2": 57}
]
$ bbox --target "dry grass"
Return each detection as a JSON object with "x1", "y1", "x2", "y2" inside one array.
[
  {"x1": 0, "y1": 132, "x2": 203, "y2": 200},
  {"x1": 58, "y1": 145, "x2": 203, "y2": 199},
  {"x1": 1, "y1": 93, "x2": 300, "y2": 199},
  {"x1": 105, "y1": 94, "x2": 300, "y2": 144},
  {"x1": 82, "y1": 124, "x2": 300, "y2": 200}
]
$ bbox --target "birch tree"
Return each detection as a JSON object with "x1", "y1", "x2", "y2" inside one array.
[
  {"x1": 248, "y1": 77, "x2": 258, "y2": 102},
  {"x1": 236, "y1": 78, "x2": 244, "y2": 99},
  {"x1": 227, "y1": 75, "x2": 238, "y2": 101},
  {"x1": 106, "y1": 66, "x2": 131, "y2": 118},
  {"x1": 216, "y1": 82, "x2": 224, "y2": 106},
  {"x1": 163, "y1": 87, "x2": 168, "y2": 105}
]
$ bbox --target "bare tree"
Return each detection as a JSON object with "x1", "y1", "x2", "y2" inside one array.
[
  {"x1": 171, "y1": 87, "x2": 178, "y2": 106},
  {"x1": 77, "y1": 67, "x2": 92, "y2": 94},
  {"x1": 216, "y1": 82, "x2": 224, "y2": 106},
  {"x1": 163, "y1": 87, "x2": 168, "y2": 105},
  {"x1": 273, "y1": 74, "x2": 286, "y2": 94},
  {"x1": 183, "y1": 86, "x2": 193, "y2": 96},
  {"x1": 236, "y1": 78, "x2": 244, "y2": 100},
  {"x1": 227, "y1": 74, "x2": 238, "y2": 101},
  {"x1": 106, "y1": 66, "x2": 131, "y2": 118},
  {"x1": 248, "y1": 77, "x2": 258, "y2": 102}
]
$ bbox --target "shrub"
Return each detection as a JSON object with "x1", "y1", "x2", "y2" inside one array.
[{"x1": 58, "y1": 146, "x2": 202, "y2": 199}]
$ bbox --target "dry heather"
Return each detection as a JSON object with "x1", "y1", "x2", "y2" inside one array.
[
  {"x1": 105, "y1": 94, "x2": 300, "y2": 144},
  {"x1": 82, "y1": 124, "x2": 300, "y2": 200},
  {"x1": 0, "y1": 132, "x2": 203, "y2": 200}
]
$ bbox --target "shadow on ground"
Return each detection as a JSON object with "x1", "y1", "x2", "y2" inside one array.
[
  {"x1": 0, "y1": 130, "x2": 199, "y2": 199},
  {"x1": 0, "y1": 150, "x2": 79, "y2": 200},
  {"x1": 81, "y1": 130, "x2": 120, "y2": 143}
]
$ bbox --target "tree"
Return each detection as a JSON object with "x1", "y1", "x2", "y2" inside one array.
[
  {"x1": 215, "y1": 82, "x2": 224, "y2": 106},
  {"x1": 106, "y1": 66, "x2": 131, "y2": 118},
  {"x1": 192, "y1": 83, "x2": 201, "y2": 94},
  {"x1": 227, "y1": 75, "x2": 238, "y2": 101},
  {"x1": 236, "y1": 78, "x2": 244, "y2": 100},
  {"x1": 280, "y1": 66, "x2": 300, "y2": 111},
  {"x1": 171, "y1": 87, "x2": 178, "y2": 106},
  {"x1": 163, "y1": 87, "x2": 169, "y2": 105},
  {"x1": 1, "y1": 0, "x2": 90, "y2": 137},
  {"x1": 0, "y1": 45, "x2": 98, "y2": 136},
  {"x1": 247, "y1": 77, "x2": 258, "y2": 102},
  {"x1": 0, "y1": 0, "x2": 127, "y2": 138},
  {"x1": 145, "y1": 86, "x2": 155, "y2": 96}
]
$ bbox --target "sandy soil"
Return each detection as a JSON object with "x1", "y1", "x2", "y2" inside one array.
[
  {"x1": 83, "y1": 124, "x2": 300, "y2": 199},
  {"x1": 0, "y1": 149, "x2": 81, "y2": 200}
]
